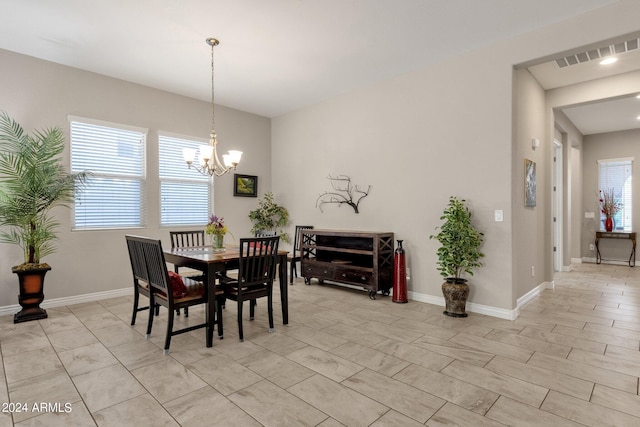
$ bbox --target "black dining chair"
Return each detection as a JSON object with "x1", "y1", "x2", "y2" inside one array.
[
  {"x1": 126, "y1": 234, "x2": 224, "y2": 354},
  {"x1": 288, "y1": 225, "x2": 313, "y2": 284},
  {"x1": 254, "y1": 230, "x2": 277, "y2": 237},
  {"x1": 169, "y1": 230, "x2": 207, "y2": 317},
  {"x1": 221, "y1": 236, "x2": 279, "y2": 341}
]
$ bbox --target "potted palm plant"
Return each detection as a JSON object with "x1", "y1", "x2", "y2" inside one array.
[
  {"x1": 248, "y1": 192, "x2": 290, "y2": 243},
  {"x1": 0, "y1": 112, "x2": 88, "y2": 323},
  {"x1": 430, "y1": 196, "x2": 484, "y2": 317}
]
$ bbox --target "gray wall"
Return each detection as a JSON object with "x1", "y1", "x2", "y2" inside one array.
[
  {"x1": 2, "y1": 1, "x2": 640, "y2": 316},
  {"x1": 272, "y1": 1, "x2": 640, "y2": 316},
  {"x1": 0, "y1": 48, "x2": 271, "y2": 307}
]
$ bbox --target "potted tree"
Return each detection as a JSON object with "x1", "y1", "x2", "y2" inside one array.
[
  {"x1": 430, "y1": 196, "x2": 484, "y2": 317},
  {"x1": 248, "y1": 192, "x2": 290, "y2": 243},
  {"x1": 0, "y1": 112, "x2": 88, "y2": 323}
]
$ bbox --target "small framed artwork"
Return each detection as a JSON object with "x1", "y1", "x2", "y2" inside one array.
[
  {"x1": 525, "y1": 159, "x2": 536, "y2": 207},
  {"x1": 234, "y1": 174, "x2": 258, "y2": 197}
]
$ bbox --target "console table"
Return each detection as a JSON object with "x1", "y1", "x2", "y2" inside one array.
[
  {"x1": 300, "y1": 229, "x2": 394, "y2": 299},
  {"x1": 595, "y1": 231, "x2": 636, "y2": 267}
]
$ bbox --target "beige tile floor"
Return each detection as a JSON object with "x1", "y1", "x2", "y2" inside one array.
[{"x1": 2, "y1": 263, "x2": 640, "y2": 426}]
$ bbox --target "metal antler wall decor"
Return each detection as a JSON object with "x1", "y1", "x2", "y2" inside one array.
[{"x1": 316, "y1": 174, "x2": 371, "y2": 213}]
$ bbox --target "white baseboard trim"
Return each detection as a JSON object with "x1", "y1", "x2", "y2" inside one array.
[
  {"x1": 407, "y1": 290, "x2": 517, "y2": 320},
  {"x1": 570, "y1": 258, "x2": 583, "y2": 264},
  {"x1": 0, "y1": 288, "x2": 132, "y2": 317}
]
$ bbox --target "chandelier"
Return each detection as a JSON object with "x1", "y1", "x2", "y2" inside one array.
[{"x1": 183, "y1": 38, "x2": 242, "y2": 177}]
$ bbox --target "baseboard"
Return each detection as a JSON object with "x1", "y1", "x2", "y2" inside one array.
[
  {"x1": 407, "y1": 290, "x2": 517, "y2": 320},
  {"x1": 0, "y1": 288, "x2": 132, "y2": 317},
  {"x1": 570, "y1": 258, "x2": 582, "y2": 264}
]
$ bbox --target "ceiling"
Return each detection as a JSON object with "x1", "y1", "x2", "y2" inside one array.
[
  {"x1": 527, "y1": 32, "x2": 640, "y2": 135},
  {"x1": 1, "y1": 0, "x2": 637, "y2": 133}
]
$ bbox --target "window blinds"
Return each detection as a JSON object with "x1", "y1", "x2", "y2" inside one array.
[
  {"x1": 598, "y1": 158, "x2": 633, "y2": 232},
  {"x1": 158, "y1": 134, "x2": 211, "y2": 226},
  {"x1": 70, "y1": 119, "x2": 147, "y2": 229}
]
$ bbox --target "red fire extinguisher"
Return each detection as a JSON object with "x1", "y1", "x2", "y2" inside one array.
[{"x1": 393, "y1": 240, "x2": 408, "y2": 303}]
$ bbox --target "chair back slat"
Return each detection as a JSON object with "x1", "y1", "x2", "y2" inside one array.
[
  {"x1": 126, "y1": 235, "x2": 172, "y2": 301},
  {"x1": 294, "y1": 225, "x2": 313, "y2": 252},
  {"x1": 238, "y1": 236, "x2": 279, "y2": 289},
  {"x1": 126, "y1": 236, "x2": 149, "y2": 283},
  {"x1": 170, "y1": 230, "x2": 205, "y2": 249}
]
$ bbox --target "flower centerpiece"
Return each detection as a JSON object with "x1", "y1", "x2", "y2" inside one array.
[
  {"x1": 206, "y1": 214, "x2": 229, "y2": 252},
  {"x1": 599, "y1": 188, "x2": 622, "y2": 232}
]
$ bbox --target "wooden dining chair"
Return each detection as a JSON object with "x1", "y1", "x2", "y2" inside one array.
[
  {"x1": 221, "y1": 236, "x2": 279, "y2": 341},
  {"x1": 169, "y1": 230, "x2": 207, "y2": 317},
  {"x1": 126, "y1": 234, "x2": 224, "y2": 354},
  {"x1": 288, "y1": 225, "x2": 313, "y2": 284},
  {"x1": 254, "y1": 230, "x2": 276, "y2": 237}
]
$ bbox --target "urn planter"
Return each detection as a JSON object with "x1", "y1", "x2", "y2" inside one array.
[
  {"x1": 441, "y1": 278, "x2": 469, "y2": 317},
  {"x1": 12, "y1": 264, "x2": 51, "y2": 323}
]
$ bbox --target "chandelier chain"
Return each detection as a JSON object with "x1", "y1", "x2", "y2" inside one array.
[{"x1": 183, "y1": 37, "x2": 241, "y2": 177}]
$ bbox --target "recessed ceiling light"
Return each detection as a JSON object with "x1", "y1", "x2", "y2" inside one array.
[{"x1": 600, "y1": 57, "x2": 618, "y2": 65}]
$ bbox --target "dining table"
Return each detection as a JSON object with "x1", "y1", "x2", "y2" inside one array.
[{"x1": 163, "y1": 245, "x2": 289, "y2": 347}]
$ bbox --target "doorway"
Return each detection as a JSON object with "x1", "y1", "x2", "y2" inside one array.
[{"x1": 553, "y1": 134, "x2": 564, "y2": 272}]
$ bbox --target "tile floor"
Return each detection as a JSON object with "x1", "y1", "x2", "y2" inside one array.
[{"x1": 2, "y1": 263, "x2": 640, "y2": 426}]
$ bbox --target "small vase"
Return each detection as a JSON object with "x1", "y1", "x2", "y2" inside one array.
[
  {"x1": 212, "y1": 233, "x2": 225, "y2": 253},
  {"x1": 605, "y1": 216, "x2": 614, "y2": 232}
]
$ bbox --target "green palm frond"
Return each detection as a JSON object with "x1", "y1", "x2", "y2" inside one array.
[{"x1": 0, "y1": 112, "x2": 89, "y2": 264}]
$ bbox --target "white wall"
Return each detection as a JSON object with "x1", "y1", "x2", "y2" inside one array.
[{"x1": 0, "y1": 48, "x2": 271, "y2": 307}]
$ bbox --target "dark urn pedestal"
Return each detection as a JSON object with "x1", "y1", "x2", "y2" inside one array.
[
  {"x1": 441, "y1": 278, "x2": 469, "y2": 318},
  {"x1": 12, "y1": 264, "x2": 51, "y2": 323}
]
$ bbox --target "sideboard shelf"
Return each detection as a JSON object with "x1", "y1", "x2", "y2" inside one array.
[{"x1": 300, "y1": 229, "x2": 394, "y2": 299}]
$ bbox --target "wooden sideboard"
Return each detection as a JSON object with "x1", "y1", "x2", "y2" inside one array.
[{"x1": 300, "y1": 229, "x2": 394, "y2": 299}]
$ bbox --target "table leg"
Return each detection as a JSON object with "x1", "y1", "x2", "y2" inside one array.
[
  {"x1": 206, "y1": 266, "x2": 215, "y2": 347},
  {"x1": 279, "y1": 254, "x2": 288, "y2": 324},
  {"x1": 595, "y1": 237, "x2": 601, "y2": 264}
]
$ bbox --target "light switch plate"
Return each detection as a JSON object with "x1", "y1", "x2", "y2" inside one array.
[{"x1": 495, "y1": 210, "x2": 503, "y2": 222}]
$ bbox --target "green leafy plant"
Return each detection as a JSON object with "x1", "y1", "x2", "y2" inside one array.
[
  {"x1": 0, "y1": 112, "x2": 89, "y2": 266},
  {"x1": 248, "y1": 192, "x2": 290, "y2": 243},
  {"x1": 429, "y1": 196, "x2": 484, "y2": 280}
]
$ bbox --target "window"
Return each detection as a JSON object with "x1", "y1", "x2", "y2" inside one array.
[
  {"x1": 158, "y1": 133, "x2": 211, "y2": 226},
  {"x1": 598, "y1": 157, "x2": 633, "y2": 232},
  {"x1": 70, "y1": 117, "x2": 147, "y2": 229}
]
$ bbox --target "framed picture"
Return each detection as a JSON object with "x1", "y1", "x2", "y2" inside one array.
[
  {"x1": 234, "y1": 174, "x2": 258, "y2": 197},
  {"x1": 525, "y1": 159, "x2": 536, "y2": 207}
]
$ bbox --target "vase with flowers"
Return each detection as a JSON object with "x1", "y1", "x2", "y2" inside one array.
[
  {"x1": 206, "y1": 214, "x2": 231, "y2": 252},
  {"x1": 599, "y1": 188, "x2": 623, "y2": 232}
]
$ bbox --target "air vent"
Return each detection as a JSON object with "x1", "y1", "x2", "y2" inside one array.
[{"x1": 554, "y1": 37, "x2": 640, "y2": 68}]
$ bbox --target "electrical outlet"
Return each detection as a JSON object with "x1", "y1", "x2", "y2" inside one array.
[
  {"x1": 406, "y1": 268, "x2": 411, "y2": 280},
  {"x1": 589, "y1": 243, "x2": 595, "y2": 251}
]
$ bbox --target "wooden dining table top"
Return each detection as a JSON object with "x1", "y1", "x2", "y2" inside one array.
[{"x1": 164, "y1": 245, "x2": 288, "y2": 262}]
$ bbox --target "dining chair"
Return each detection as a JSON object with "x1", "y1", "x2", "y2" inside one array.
[
  {"x1": 126, "y1": 234, "x2": 224, "y2": 354},
  {"x1": 288, "y1": 225, "x2": 313, "y2": 284},
  {"x1": 254, "y1": 230, "x2": 277, "y2": 237},
  {"x1": 169, "y1": 230, "x2": 207, "y2": 317},
  {"x1": 221, "y1": 236, "x2": 279, "y2": 341}
]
